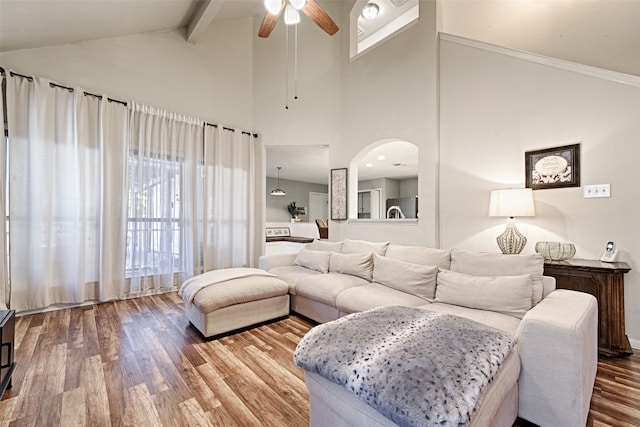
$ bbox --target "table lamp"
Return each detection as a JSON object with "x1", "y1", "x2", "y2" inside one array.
[{"x1": 489, "y1": 188, "x2": 535, "y2": 254}]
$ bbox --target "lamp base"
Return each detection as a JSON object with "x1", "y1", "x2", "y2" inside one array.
[{"x1": 496, "y1": 218, "x2": 527, "y2": 254}]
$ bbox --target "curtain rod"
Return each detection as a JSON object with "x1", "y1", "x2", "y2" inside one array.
[
  {"x1": 206, "y1": 122, "x2": 258, "y2": 138},
  {"x1": 1, "y1": 68, "x2": 127, "y2": 106},
  {"x1": 1, "y1": 67, "x2": 258, "y2": 137}
]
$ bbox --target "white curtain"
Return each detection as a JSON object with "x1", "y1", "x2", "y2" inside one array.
[
  {"x1": 6, "y1": 74, "x2": 129, "y2": 311},
  {"x1": 204, "y1": 126, "x2": 263, "y2": 270},
  {"x1": 126, "y1": 103, "x2": 203, "y2": 295},
  {"x1": 0, "y1": 75, "x2": 8, "y2": 310}
]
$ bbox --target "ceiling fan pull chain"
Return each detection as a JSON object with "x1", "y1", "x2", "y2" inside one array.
[
  {"x1": 285, "y1": 24, "x2": 289, "y2": 110},
  {"x1": 294, "y1": 23, "x2": 299, "y2": 100}
]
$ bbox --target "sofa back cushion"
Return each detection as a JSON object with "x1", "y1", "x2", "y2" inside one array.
[
  {"x1": 342, "y1": 239, "x2": 389, "y2": 256},
  {"x1": 435, "y1": 269, "x2": 533, "y2": 318},
  {"x1": 308, "y1": 240, "x2": 343, "y2": 253},
  {"x1": 450, "y1": 249, "x2": 544, "y2": 305},
  {"x1": 293, "y1": 248, "x2": 331, "y2": 274},
  {"x1": 372, "y1": 254, "x2": 438, "y2": 301},
  {"x1": 330, "y1": 251, "x2": 374, "y2": 281},
  {"x1": 384, "y1": 244, "x2": 451, "y2": 269}
]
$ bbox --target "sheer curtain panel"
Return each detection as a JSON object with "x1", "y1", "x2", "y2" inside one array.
[
  {"x1": 6, "y1": 74, "x2": 129, "y2": 311},
  {"x1": 126, "y1": 103, "x2": 203, "y2": 296},
  {"x1": 0, "y1": 75, "x2": 8, "y2": 310},
  {"x1": 203, "y1": 126, "x2": 263, "y2": 270}
]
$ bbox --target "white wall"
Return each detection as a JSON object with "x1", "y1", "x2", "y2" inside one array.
[
  {"x1": 439, "y1": 36, "x2": 640, "y2": 346},
  {"x1": 440, "y1": 0, "x2": 640, "y2": 77},
  {"x1": 266, "y1": 177, "x2": 328, "y2": 222},
  {"x1": 0, "y1": 19, "x2": 255, "y2": 128},
  {"x1": 252, "y1": 2, "x2": 342, "y2": 148},
  {"x1": 332, "y1": 0, "x2": 439, "y2": 246}
]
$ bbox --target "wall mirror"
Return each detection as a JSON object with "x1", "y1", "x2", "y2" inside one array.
[
  {"x1": 350, "y1": 0, "x2": 420, "y2": 59},
  {"x1": 265, "y1": 145, "x2": 329, "y2": 223},
  {"x1": 349, "y1": 139, "x2": 419, "y2": 220}
]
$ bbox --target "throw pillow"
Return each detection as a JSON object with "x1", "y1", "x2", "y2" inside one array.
[
  {"x1": 384, "y1": 244, "x2": 452, "y2": 269},
  {"x1": 308, "y1": 240, "x2": 343, "y2": 252},
  {"x1": 293, "y1": 248, "x2": 331, "y2": 274},
  {"x1": 435, "y1": 269, "x2": 533, "y2": 318},
  {"x1": 372, "y1": 254, "x2": 438, "y2": 301},
  {"x1": 342, "y1": 239, "x2": 389, "y2": 256},
  {"x1": 329, "y1": 251, "x2": 374, "y2": 281},
  {"x1": 450, "y1": 249, "x2": 544, "y2": 305}
]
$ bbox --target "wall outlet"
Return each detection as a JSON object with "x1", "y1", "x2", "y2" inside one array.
[{"x1": 584, "y1": 184, "x2": 611, "y2": 198}]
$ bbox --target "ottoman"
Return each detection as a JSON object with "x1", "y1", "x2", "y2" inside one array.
[{"x1": 180, "y1": 268, "x2": 290, "y2": 338}]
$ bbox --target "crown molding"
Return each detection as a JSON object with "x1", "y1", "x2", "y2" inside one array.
[{"x1": 439, "y1": 33, "x2": 640, "y2": 89}]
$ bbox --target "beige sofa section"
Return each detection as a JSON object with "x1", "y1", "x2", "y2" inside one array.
[{"x1": 258, "y1": 239, "x2": 598, "y2": 427}]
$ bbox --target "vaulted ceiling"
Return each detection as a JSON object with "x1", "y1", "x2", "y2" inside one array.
[{"x1": 2, "y1": 0, "x2": 639, "y2": 78}]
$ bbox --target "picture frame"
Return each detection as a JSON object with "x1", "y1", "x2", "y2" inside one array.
[
  {"x1": 525, "y1": 143, "x2": 580, "y2": 190},
  {"x1": 330, "y1": 168, "x2": 348, "y2": 220},
  {"x1": 265, "y1": 227, "x2": 290, "y2": 238}
]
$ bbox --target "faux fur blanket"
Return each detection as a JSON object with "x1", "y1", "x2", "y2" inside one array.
[
  {"x1": 178, "y1": 267, "x2": 276, "y2": 305},
  {"x1": 294, "y1": 306, "x2": 516, "y2": 427}
]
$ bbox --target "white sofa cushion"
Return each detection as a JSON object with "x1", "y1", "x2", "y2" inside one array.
[
  {"x1": 330, "y1": 251, "x2": 373, "y2": 281},
  {"x1": 295, "y1": 273, "x2": 370, "y2": 307},
  {"x1": 342, "y1": 238, "x2": 389, "y2": 255},
  {"x1": 308, "y1": 240, "x2": 343, "y2": 252},
  {"x1": 372, "y1": 254, "x2": 438, "y2": 301},
  {"x1": 337, "y1": 283, "x2": 430, "y2": 315},
  {"x1": 450, "y1": 249, "x2": 544, "y2": 305},
  {"x1": 421, "y1": 302, "x2": 522, "y2": 336},
  {"x1": 384, "y1": 244, "x2": 451, "y2": 270},
  {"x1": 268, "y1": 265, "x2": 322, "y2": 294},
  {"x1": 294, "y1": 248, "x2": 331, "y2": 273},
  {"x1": 435, "y1": 269, "x2": 533, "y2": 318}
]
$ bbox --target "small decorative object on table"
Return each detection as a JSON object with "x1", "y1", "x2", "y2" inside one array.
[{"x1": 535, "y1": 241, "x2": 576, "y2": 261}]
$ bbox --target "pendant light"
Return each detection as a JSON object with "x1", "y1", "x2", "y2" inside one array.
[{"x1": 270, "y1": 167, "x2": 287, "y2": 196}]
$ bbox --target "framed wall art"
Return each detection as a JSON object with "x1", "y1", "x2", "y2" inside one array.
[
  {"x1": 330, "y1": 168, "x2": 348, "y2": 220},
  {"x1": 525, "y1": 143, "x2": 580, "y2": 190}
]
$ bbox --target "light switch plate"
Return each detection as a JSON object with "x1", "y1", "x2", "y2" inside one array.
[{"x1": 584, "y1": 184, "x2": 611, "y2": 198}]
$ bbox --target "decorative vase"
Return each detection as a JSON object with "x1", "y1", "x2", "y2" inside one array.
[{"x1": 535, "y1": 242, "x2": 576, "y2": 261}]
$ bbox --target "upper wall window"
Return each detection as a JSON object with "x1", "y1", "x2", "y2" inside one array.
[{"x1": 350, "y1": 0, "x2": 420, "y2": 59}]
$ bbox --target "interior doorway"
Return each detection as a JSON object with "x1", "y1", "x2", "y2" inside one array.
[{"x1": 309, "y1": 192, "x2": 328, "y2": 223}]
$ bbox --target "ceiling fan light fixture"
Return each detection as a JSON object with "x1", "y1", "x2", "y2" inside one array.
[
  {"x1": 284, "y1": 4, "x2": 301, "y2": 25},
  {"x1": 265, "y1": 0, "x2": 282, "y2": 15},
  {"x1": 289, "y1": 0, "x2": 307, "y2": 10},
  {"x1": 270, "y1": 167, "x2": 287, "y2": 196},
  {"x1": 361, "y1": 3, "x2": 380, "y2": 20}
]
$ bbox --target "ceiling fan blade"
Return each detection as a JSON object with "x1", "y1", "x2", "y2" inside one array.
[
  {"x1": 302, "y1": 0, "x2": 339, "y2": 35},
  {"x1": 258, "y1": 0, "x2": 285, "y2": 38}
]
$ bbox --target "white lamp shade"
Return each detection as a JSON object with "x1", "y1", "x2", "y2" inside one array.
[
  {"x1": 284, "y1": 4, "x2": 301, "y2": 25},
  {"x1": 289, "y1": 0, "x2": 307, "y2": 10},
  {"x1": 489, "y1": 188, "x2": 535, "y2": 217},
  {"x1": 264, "y1": 0, "x2": 282, "y2": 15},
  {"x1": 270, "y1": 187, "x2": 286, "y2": 196}
]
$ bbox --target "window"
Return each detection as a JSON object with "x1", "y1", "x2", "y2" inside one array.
[{"x1": 126, "y1": 155, "x2": 184, "y2": 277}]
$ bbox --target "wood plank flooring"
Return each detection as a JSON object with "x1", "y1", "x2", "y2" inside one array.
[{"x1": 1, "y1": 292, "x2": 638, "y2": 426}]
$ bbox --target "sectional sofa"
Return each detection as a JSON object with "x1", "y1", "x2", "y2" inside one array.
[{"x1": 258, "y1": 239, "x2": 598, "y2": 427}]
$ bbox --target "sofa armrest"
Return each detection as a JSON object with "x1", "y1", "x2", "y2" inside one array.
[
  {"x1": 515, "y1": 289, "x2": 598, "y2": 427},
  {"x1": 259, "y1": 253, "x2": 298, "y2": 271}
]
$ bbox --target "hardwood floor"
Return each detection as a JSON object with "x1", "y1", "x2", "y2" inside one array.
[{"x1": 1, "y1": 292, "x2": 638, "y2": 426}]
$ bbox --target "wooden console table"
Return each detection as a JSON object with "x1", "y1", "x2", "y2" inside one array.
[
  {"x1": 543, "y1": 259, "x2": 632, "y2": 357},
  {"x1": 1, "y1": 309, "x2": 16, "y2": 397}
]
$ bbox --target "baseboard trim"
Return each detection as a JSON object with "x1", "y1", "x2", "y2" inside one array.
[{"x1": 629, "y1": 337, "x2": 640, "y2": 350}]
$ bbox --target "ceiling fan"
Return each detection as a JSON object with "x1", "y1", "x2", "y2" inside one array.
[{"x1": 258, "y1": 0, "x2": 339, "y2": 38}]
